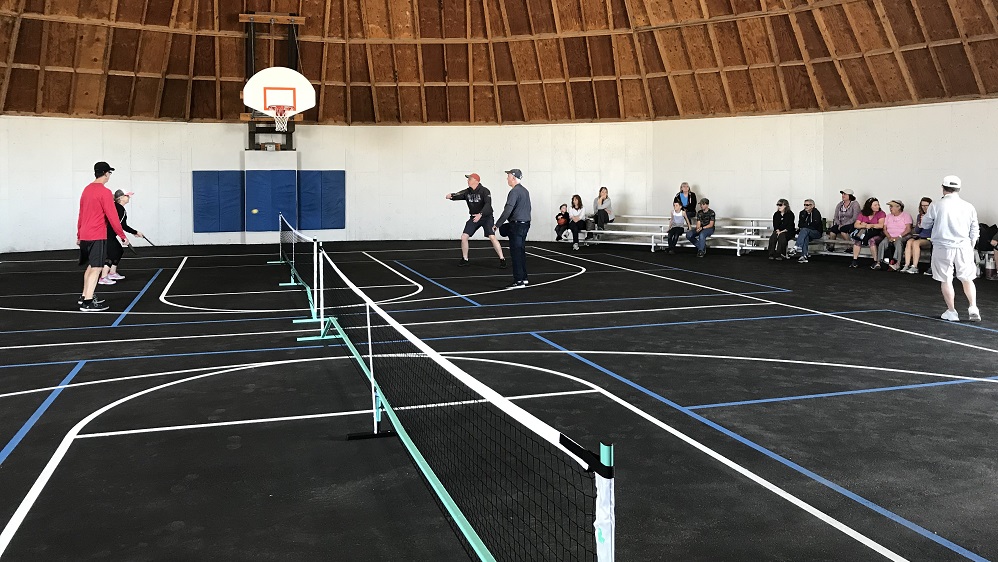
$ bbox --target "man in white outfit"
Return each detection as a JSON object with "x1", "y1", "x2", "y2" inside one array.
[{"x1": 920, "y1": 175, "x2": 981, "y2": 321}]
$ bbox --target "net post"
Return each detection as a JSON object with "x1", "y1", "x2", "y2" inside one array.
[
  {"x1": 367, "y1": 303, "x2": 379, "y2": 434},
  {"x1": 596, "y1": 442, "x2": 616, "y2": 562},
  {"x1": 311, "y1": 237, "x2": 319, "y2": 320},
  {"x1": 318, "y1": 242, "x2": 325, "y2": 329}
]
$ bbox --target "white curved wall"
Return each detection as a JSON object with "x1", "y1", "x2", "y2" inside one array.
[{"x1": 1, "y1": 97, "x2": 995, "y2": 253}]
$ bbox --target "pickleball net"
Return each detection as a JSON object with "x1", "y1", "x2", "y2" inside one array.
[
  {"x1": 310, "y1": 246, "x2": 615, "y2": 561},
  {"x1": 278, "y1": 213, "x2": 319, "y2": 319}
]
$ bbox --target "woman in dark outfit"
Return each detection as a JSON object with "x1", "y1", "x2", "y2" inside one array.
[
  {"x1": 100, "y1": 190, "x2": 143, "y2": 285},
  {"x1": 767, "y1": 198, "x2": 796, "y2": 260}
]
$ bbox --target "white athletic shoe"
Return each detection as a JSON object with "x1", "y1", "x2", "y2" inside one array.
[
  {"x1": 98, "y1": 277, "x2": 116, "y2": 285},
  {"x1": 572, "y1": 243, "x2": 579, "y2": 250},
  {"x1": 941, "y1": 309, "x2": 960, "y2": 322},
  {"x1": 108, "y1": 273, "x2": 125, "y2": 280},
  {"x1": 968, "y1": 307, "x2": 982, "y2": 322}
]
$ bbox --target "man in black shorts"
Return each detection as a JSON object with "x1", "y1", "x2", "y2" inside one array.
[
  {"x1": 446, "y1": 172, "x2": 506, "y2": 268},
  {"x1": 77, "y1": 162, "x2": 129, "y2": 311}
]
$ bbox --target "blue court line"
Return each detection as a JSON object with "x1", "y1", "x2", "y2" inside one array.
[
  {"x1": 688, "y1": 375, "x2": 998, "y2": 410},
  {"x1": 0, "y1": 345, "x2": 325, "y2": 370},
  {"x1": 0, "y1": 361, "x2": 87, "y2": 466},
  {"x1": 111, "y1": 269, "x2": 162, "y2": 327},
  {"x1": 0, "y1": 310, "x2": 884, "y2": 371},
  {"x1": 380, "y1": 290, "x2": 788, "y2": 314},
  {"x1": 531, "y1": 333, "x2": 988, "y2": 562},
  {"x1": 0, "y1": 315, "x2": 303, "y2": 336},
  {"x1": 393, "y1": 260, "x2": 481, "y2": 306}
]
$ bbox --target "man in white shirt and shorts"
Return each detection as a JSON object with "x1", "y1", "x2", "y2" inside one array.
[{"x1": 920, "y1": 175, "x2": 981, "y2": 321}]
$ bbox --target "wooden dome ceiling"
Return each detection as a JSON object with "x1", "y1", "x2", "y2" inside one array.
[{"x1": 2, "y1": 0, "x2": 998, "y2": 124}]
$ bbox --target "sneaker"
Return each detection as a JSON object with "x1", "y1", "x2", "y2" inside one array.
[
  {"x1": 889, "y1": 262, "x2": 900, "y2": 271},
  {"x1": 775, "y1": 255, "x2": 784, "y2": 261},
  {"x1": 572, "y1": 243, "x2": 579, "y2": 250},
  {"x1": 924, "y1": 269, "x2": 933, "y2": 276},
  {"x1": 98, "y1": 276, "x2": 116, "y2": 285},
  {"x1": 458, "y1": 258, "x2": 470, "y2": 267},
  {"x1": 787, "y1": 246, "x2": 798, "y2": 257},
  {"x1": 798, "y1": 256, "x2": 808, "y2": 263},
  {"x1": 825, "y1": 244, "x2": 835, "y2": 252},
  {"x1": 871, "y1": 263, "x2": 881, "y2": 270},
  {"x1": 906, "y1": 266, "x2": 918, "y2": 274},
  {"x1": 768, "y1": 255, "x2": 776, "y2": 260},
  {"x1": 107, "y1": 273, "x2": 125, "y2": 280},
  {"x1": 498, "y1": 258, "x2": 507, "y2": 269},
  {"x1": 79, "y1": 300, "x2": 109, "y2": 312},
  {"x1": 522, "y1": 280, "x2": 528, "y2": 285},
  {"x1": 849, "y1": 261, "x2": 858, "y2": 268},
  {"x1": 506, "y1": 281, "x2": 525, "y2": 289},
  {"x1": 941, "y1": 309, "x2": 960, "y2": 322},
  {"x1": 968, "y1": 307, "x2": 982, "y2": 322},
  {"x1": 697, "y1": 251, "x2": 705, "y2": 258}
]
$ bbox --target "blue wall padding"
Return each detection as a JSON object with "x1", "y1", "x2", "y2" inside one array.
[
  {"x1": 298, "y1": 171, "x2": 323, "y2": 230},
  {"x1": 245, "y1": 170, "x2": 298, "y2": 231},
  {"x1": 321, "y1": 171, "x2": 346, "y2": 229},
  {"x1": 193, "y1": 170, "x2": 244, "y2": 233},
  {"x1": 217, "y1": 172, "x2": 245, "y2": 232},
  {"x1": 297, "y1": 170, "x2": 345, "y2": 230}
]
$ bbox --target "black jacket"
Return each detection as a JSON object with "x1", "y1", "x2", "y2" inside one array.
[
  {"x1": 798, "y1": 208, "x2": 823, "y2": 232},
  {"x1": 450, "y1": 185, "x2": 493, "y2": 216},
  {"x1": 772, "y1": 210, "x2": 795, "y2": 235},
  {"x1": 674, "y1": 191, "x2": 697, "y2": 216}
]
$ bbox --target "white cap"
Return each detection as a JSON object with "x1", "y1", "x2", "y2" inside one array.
[{"x1": 942, "y1": 175, "x2": 961, "y2": 190}]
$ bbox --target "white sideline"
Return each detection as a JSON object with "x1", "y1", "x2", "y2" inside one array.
[
  {"x1": 448, "y1": 356, "x2": 908, "y2": 562},
  {"x1": 535, "y1": 247, "x2": 998, "y2": 356},
  {"x1": 0, "y1": 329, "x2": 311, "y2": 351},
  {"x1": 361, "y1": 251, "x2": 425, "y2": 303}
]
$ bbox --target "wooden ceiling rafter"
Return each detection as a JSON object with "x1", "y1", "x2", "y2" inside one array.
[
  {"x1": 480, "y1": 0, "x2": 505, "y2": 122},
  {"x1": 836, "y1": 1, "x2": 887, "y2": 103},
  {"x1": 806, "y1": 3, "x2": 860, "y2": 106},
  {"x1": 153, "y1": 0, "x2": 183, "y2": 118},
  {"x1": 549, "y1": 0, "x2": 578, "y2": 119},
  {"x1": 34, "y1": 0, "x2": 51, "y2": 113},
  {"x1": 762, "y1": 12, "x2": 792, "y2": 110},
  {"x1": 905, "y1": 0, "x2": 952, "y2": 98},
  {"x1": 604, "y1": 0, "x2": 626, "y2": 118},
  {"x1": 979, "y1": 0, "x2": 998, "y2": 33},
  {"x1": 698, "y1": 0, "x2": 737, "y2": 113},
  {"x1": 316, "y1": 0, "x2": 332, "y2": 121},
  {"x1": 386, "y1": 0, "x2": 405, "y2": 123},
  {"x1": 868, "y1": 0, "x2": 918, "y2": 100},
  {"x1": 939, "y1": 0, "x2": 987, "y2": 95},
  {"x1": 344, "y1": 0, "x2": 353, "y2": 123},
  {"x1": 781, "y1": 2, "x2": 828, "y2": 110},
  {"x1": 616, "y1": 0, "x2": 656, "y2": 118},
  {"x1": 185, "y1": 0, "x2": 201, "y2": 120},
  {"x1": 212, "y1": 0, "x2": 221, "y2": 119},
  {"x1": 96, "y1": 0, "x2": 122, "y2": 117},
  {"x1": 355, "y1": 0, "x2": 382, "y2": 122},
  {"x1": 527, "y1": 0, "x2": 553, "y2": 121},
  {"x1": 495, "y1": 0, "x2": 531, "y2": 121}
]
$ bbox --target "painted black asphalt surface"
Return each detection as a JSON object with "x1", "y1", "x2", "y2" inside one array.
[{"x1": 1, "y1": 241, "x2": 996, "y2": 561}]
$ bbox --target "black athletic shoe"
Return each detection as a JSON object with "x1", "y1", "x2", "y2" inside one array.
[
  {"x1": 506, "y1": 281, "x2": 526, "y2": 289},
  {"x1": 499, "y1": 258, "x2": 507, "y2": 269},
  {"x1": 849, "y1": 260, "x2": 859, "y2": 268},
  {"x1": 78, "y1": 295, "x2": 106, "y2": 307},
  {"x1": 79, "y1": 300, "x2": 109, "y2": 312},
  {"x1": 458, "y1": 258, "x2": 470, "y2": 267}
]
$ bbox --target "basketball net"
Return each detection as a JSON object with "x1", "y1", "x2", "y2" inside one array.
[{"x1": 271, "y1": 105, "x2": 291, "y2": 132}]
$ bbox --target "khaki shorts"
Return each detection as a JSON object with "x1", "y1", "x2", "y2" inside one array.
[{"x1": 931, "y1": 246, "x2": 977, "y2": 283}]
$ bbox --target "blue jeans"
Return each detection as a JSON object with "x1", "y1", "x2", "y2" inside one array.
[
  {"x1": 509, "y1": 221, "x2": 530, "y2": 283},
  {"x1": 686, "y1": 227, "x2": 714, "y2": 252},
  {"x1": 795, "y1": 228, "x2": 822, "y2": 256}
]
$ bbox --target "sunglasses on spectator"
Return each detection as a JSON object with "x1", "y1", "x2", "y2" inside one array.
[
  {"x1": 776, "y1": 203, "x2": 785, "y2": 207},
  {"x1": 803, "y1": 203, "x2": 813, "y2": 206}
]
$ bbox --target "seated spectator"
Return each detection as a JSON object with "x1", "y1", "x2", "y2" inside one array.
[
  {"x1": 667, "y1": 201, "x2": 690, "y2": 254},
  {"x1": 789, "y1": 199, "x2": 822, "y2": 263},
  {"x1": 767, "y1": 199, "x2": 796, "y2": 260},
  {"x1": 686, "y1": 199, "x2": 715, "y2": 258},
  {"x1": 826, "y1": 189, "x2": 861, "y2": 251},
  {"x1": 592, "y1": 187, "x2": 615, "y2": 230},
  {"x1": 877, "y1": 200, "x2": 913, "y2": 270},
  {"x1": 901, "y1": 197, "x2": 932, "y2": 274},
  {"x1": 849, "y1": 197, "x2": 886, "y2": 268},
  {"x1": 554, "y1": 204, "x2": 569, "y2": 241},
  {"x1": 674, "y1": 182, "x2": 697, "y2": 224},
  {"x1": 990, "y1": 231, "x2": 998, "y2": 279},
  {"x1": 568, "y1": 194, "x2": 587, "y2": 250}
]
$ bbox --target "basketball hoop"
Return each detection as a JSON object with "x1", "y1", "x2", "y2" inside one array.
[{"x1": 271, "y1": 105, "x2": 291, "y2": 132}]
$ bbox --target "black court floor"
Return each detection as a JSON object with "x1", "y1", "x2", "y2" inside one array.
[{"x1": 1, "y1": 241, "x2": 997, "y2": 561}]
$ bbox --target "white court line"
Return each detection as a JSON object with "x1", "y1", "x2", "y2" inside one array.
[
  {"x1": 446, "y1": 356, "x2": 907, "y2": 561},
  {"x1": 169, "y1": 284, "x2": 416, "y2": 298},
  {"x1": 0, "y1": 290, "x2": 140, "y2": 298},
  {"x1": 361, "y1": 251, "x2": 425, "y2": 303},
  {"x1": 75, "y1": 390, "x2": 598, "y2": 439},
  {"x1": 157, "y1": 256, "x2": 308, "y2": 314},
  {"x1": 0, "y1": 328, "x2": 311, "y2": 351},
  {"x1": 402, "y1": 302, "x2": 772, "y2": 328},
  {"x1": 438, "y1": 350, "x2": 998, "y2": 386},
  {"x1": 0, "y1": 252, "x2": 279, "y2": 264},
  {"x1": 382, "y1": 251, "x2": 586, "y2": 305},
  {"x1": 533, "y1": 246, "x2": 998, "y2": 356}
]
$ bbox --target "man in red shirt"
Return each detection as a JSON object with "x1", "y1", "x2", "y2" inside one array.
[{"x1": 77, "y1": 162, "x2": 129, "y2": 311}]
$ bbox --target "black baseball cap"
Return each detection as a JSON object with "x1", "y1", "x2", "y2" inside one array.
[
  {"x1": 504, "y1": 169, "x2": 522, "y2": 179},
  {"x1": 94, "y1": 162, "x2": 115, "y2": 177}
]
